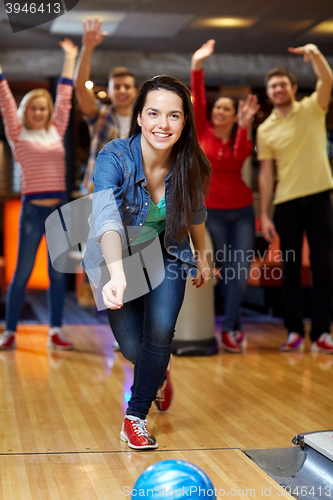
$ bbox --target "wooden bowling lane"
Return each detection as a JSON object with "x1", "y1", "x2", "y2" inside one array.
[
  {"x1": 0, "y1": 323, "x2": 332, "y2": 456},
  {"x1": 0, "y1": 449, "x2": 292, "y2": 500}
]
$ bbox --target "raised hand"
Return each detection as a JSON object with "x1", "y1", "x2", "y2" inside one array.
[
  {"x1": 191, "y1": 39, "x2": 215, "y2": 69},
  {"x1": 237, "y1": 94, "x2": 260, "y2": 128},
  {"x1": 59, "y1": 38, "x2": 78, "y2": 59},
  {"x1": 82, "y1": 17, "x2": 108, "y2": 50},
  {"x1": 288, "y1": 44, "x2": 320, "y2": 63}
]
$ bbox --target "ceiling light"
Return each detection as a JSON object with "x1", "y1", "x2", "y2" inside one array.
[
  {"x1": 85, "y1": 81, "x2": 94, "y2": 90},
  {"x1": 311, "y1": 19, "x2": 333, "y2": 34},
  {"x1": 97, "y1": 91, "x2": 107, "y2": 99},
  {"x1": 190, "y1": 17, "x2": 256, "y2": 28}
]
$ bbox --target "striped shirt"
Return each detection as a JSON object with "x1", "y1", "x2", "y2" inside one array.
[{"x1": 0, "y1": 74, "x2": 73, "y2": 200}]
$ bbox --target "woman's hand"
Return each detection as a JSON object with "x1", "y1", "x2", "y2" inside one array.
[
  {"x1": 82, "y1": 17, "x2": 108, "y2": 50},
  {"x1": 191, "y1": 39, "x2": 215, "y2": 70},
  {"x1": 192, "y1": 256, "x2": 210, "y2": 289},
  {"x1": 59, "y1": 38, "x2": 78, "y2": 59},
  {"x1": 237, "y1": 94, "x2": 260, "y2": 128},
  {"x1": 102, "y1": 273, "x2": 127, "y2": 309}
]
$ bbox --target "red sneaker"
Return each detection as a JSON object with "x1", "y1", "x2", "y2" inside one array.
[
  {"x1": 120, "y1": 416, "x2": 158, "y2": 450},
  {"x1": 0, "y1": 331, "x2": 16, "y2": 350},
  {"x1": 311, "y1": 333, "x2": 333, "y2": 354},
  {"x1": 280, "y1": 332, "x2": 304, "y2": 352},
  {"x1": 221, "y1": 331, "x2": 242, "y2": 353},
  {"x1": 154, "y1": 369, "x2": 173, "y2": 412},
  {"x1": 47, "y1": 329, "x2": 73, "y2": 351}
]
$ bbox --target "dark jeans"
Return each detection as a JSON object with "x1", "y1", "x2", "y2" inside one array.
[
  {"x1": 107, "y1": 237, "x2": 186, "y2": 419},
  {"x1": 274, "y1": 191, "x2": 333, "y2": 341},
  {"x1": 206, "y1": 205, "x2": 255, "y2": 331},
  {"x1": 5, "y1": 201, "x2": 66, "y2": 332}
]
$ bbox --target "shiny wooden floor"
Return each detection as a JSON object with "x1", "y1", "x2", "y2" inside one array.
[{"x1": 0, "y1": 321, "x2": 332, "y2": 499}]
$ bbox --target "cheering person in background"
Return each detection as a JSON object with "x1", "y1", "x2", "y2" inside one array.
[
  {"x1": 0, "y1": 39, "x2": 78, "y2": 350},
  {"x1": 191, "y1": 39, "x2": 259, "y2": 353}
]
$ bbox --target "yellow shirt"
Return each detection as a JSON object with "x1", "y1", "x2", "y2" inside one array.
[{"x1": 257, "y1": 92, "x2": 333, "y2": 205}]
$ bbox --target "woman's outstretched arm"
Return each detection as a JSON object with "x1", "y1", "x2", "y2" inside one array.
[
  {"x1": 52, "y1": 39, "x2": 78, "y2": 137},
  {"x1": 0, "y1": 63, "x2": 21, "y2": 142},
  {"x1": 59, "y1": 38, "x2": 78, "y2": 80},
  {"x1": 190, "y1": 40, "x2": 215, "y2": 137}
]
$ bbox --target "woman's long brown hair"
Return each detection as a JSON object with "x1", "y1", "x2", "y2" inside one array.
[{"x1": 129, "y1": 75, "x2": 212, "y2": 242}]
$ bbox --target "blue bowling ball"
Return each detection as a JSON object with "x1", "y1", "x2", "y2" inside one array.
[{"x1": 131, "y1": 459, "x2": 216, "y2": 498}]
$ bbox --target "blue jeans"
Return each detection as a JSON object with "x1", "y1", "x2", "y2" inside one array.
[
  {"x1": 206, "y1": 205, "x2": 255, "y2": 332},
  {"x1": 5, "y1": 201, "x2": 66, "y2": 332},
  {"x1": 106, "y1": 236, "x2": 187, "y2": 419}
]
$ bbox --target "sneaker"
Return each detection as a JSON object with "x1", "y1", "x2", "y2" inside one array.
[
  {"x1": 235, "y1": 330, "x2": 247, "y2": 349},
  {"x1": 280, "y1": 332, "x2": 304, "y2": 352},
  {"x1": 310, "y1": 333, "x2": 333, "y2": 354},
  {"x1": 120, "y1": 416, "x2": 158, "y2": 450},
  {"x1": 221, "y1": 331, "x2": 242, "y2": 353},
  {"x1": 47, "y1": 328, "x2": 73, "y2": 351},
  {"x1": 154, "y1": 369, "x2": 173, "y2": 412},
  {"x1": 0, "y1": 330, "x2": 16, "y2": 350}
]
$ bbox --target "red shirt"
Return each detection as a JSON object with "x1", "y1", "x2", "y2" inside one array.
[{"x1": 191, "y1": 69, "x2": 253, "y2": 210}]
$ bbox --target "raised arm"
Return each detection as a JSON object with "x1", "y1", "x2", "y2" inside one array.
[
  {"x1": 0, "y1": 64, "x2": 21, "y2": 142},
  {"x1": 59, "y1": 38, "x2": 78, "y2": 80},
  {"x1": 190, "y1": 40, "x2": 215, "y2": 136},
  {"x1": 258, "y1": 159, "x2": 277, "y2": 243},
  {"x1": 191, "y1": 39, "x2": 215, "y2": 72},
  {"x1": 74, "y1": 17, "x2": 107, "y2": 116},
  {"x1": 237, "y1": 94, "x2": 260, "y2": 129},
  {"x1": 233, "y1": 94, "x2": 260, "y2": 162},
  {"x1": 288, "y1": 44, "x2": 333, "y2": 110},
  {"x1": 52, "y1": 39, "x2": 78, "y2": 137}
]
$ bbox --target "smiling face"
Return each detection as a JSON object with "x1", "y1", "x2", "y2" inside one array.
[
  {"x1": 266, "y1": 75, "x2": 297, "y2": 108},
  {"x1": 108, "y1": 75, "x2": 137, "y2": 110},
  {"x1": 211, "y1": 97, "x2": 237, "y2": 129},
  {"x1": 137, "y1": 89, "x2": 186, "y2": 154},
  {"x1": 25, "y1": 97, "x2": 50, "y2": 130}
]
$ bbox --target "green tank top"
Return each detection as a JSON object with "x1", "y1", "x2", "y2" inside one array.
[{"x1": 133, "y1": 195, "x2": 166, "y2": 245}]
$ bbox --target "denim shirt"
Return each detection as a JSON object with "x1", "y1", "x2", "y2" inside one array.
[{"x1": 82, "y1": 133, "x2": 207, "y2": 288}]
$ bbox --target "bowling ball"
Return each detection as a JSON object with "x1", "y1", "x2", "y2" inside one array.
[{"x1": 131, "y1": 459, "x2": 215, "y2": 498}]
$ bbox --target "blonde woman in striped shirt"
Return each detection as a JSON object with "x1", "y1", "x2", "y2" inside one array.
[{"x1": 0, "y1": 39, "x2": 77, "y2": 350}]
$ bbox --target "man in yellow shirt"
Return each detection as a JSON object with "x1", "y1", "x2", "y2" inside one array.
[{"x1": 257, "y1": 43, "x2": 333, "y2": 353}]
